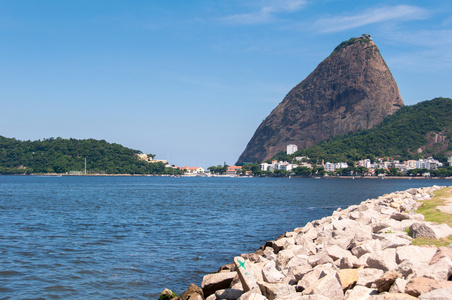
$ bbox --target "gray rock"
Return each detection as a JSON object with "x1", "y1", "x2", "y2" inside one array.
[
  {"x1": 326, "y1": 244, "x2": 354, "y2": 261},
  {"x1": 357, "y1": 268, "x2": 384, "y2": 288},
  {"x1": 262, "y1": 261, "x2": 284, "y2": 283},
  {"x1": 308, "y1": 250, "x2": 334, "y2": 267},
  {"x1": 429, "y1": 246, "x2": 452, "y2": 264},
  {"x1": 390, "y1": 213, "x2": 411, "y2": 221},
  {"x1": 409, "y1": 222, "x2": 452, "y2": 239},
  {"x1": 275, "y1": 249, "x2": 295, "y2": 271},
  {"x1": 285, "y1": 254, "x2": 309, "y2": 270},
  {"x1": 214, "y1": 289, "x2": 244, "y2": 300},
  {"x1": 257, "y1": 281, "x2": 296, "y2": 300},
  {"x1": 344, "y1": 285, "x2": 379, "y2": 299},
  {"x1": 374, "y1": 233, "x2": 411, "y2": 249},
  {"x1": 366, "y1": 249, "x2": 398, "y2": 272},
  {"x1": 297, "y1": 265, "x2": 336, "y2": 292},
  {"x1": 287, "y1": 264, "x2": 313, "y2": 282},
  {"x1": 395, "y1": 245, "x2": 437, "y2": 265},
  {"x1": 418, "y1": 287, "x2": 452, "y2": 300},
  {"x1": 338, "y1": 255, "x2": 359, "y2": 269},
  {"x1": 420, "y1": 257, "x2": 452, "y2": 281},
  {"x1": 301, "y1": 273, "x2": 344, "y2": 300},
  {"x1": 351, "y1": 240, "x2": 380, "y2": 258}
]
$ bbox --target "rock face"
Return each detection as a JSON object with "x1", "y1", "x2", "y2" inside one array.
[{"x1": 237, "y1": 35, "x2": 404, "y2": 164}]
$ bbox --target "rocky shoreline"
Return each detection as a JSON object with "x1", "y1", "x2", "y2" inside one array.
[{"x1": 163, "y1": 185, "x2": 452, "y2": 300}]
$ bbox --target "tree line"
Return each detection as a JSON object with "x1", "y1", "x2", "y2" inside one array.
[{"x1": 0, "y1": 136, "x2": 182, "y2": 175}]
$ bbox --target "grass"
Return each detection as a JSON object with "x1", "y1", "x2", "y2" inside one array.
[{"x1": 410, "y1": 187, "x2": 452, "y2": 247}]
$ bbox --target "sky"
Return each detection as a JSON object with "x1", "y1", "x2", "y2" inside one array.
[{"x1": 1, "y1": 1, "x2": 451, "y2": 169}]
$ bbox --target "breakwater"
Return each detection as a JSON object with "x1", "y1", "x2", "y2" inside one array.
[{"x1": 176, "y1": 185, "x2": 452, "y2": 300}]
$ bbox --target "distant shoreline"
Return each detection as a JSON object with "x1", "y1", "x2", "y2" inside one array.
[{"x1": 2, "y1": 174, "x2": 451, "y2": 179}]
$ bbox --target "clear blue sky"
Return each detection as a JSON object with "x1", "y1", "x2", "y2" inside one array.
[{"x1": 1, "y1": 1, "x2": 451, "y2": 169}]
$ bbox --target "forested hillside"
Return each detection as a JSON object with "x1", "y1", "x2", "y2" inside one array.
[
  {"x1": 276, "y1": 97, "x2": 452, "y2": 164},
  {"x1": 0, "y1": 137, "x2": 177, "y2": 175}
]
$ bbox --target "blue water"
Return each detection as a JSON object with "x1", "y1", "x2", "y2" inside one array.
[{"x1": 0, "y1": 176, "x2": 450, "y2": 299}]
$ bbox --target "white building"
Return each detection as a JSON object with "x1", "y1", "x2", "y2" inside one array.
[
  {"x1": 287, "y1": 144, "x2": 298, "y2": 155},
  {"x1": 358, "y1": 159, "x2": 372, "y2": 168},
  {"x1": 449, "y1": 157, "x2": 452, "y2": 166}
]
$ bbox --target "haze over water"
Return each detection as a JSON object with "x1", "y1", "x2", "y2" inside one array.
[{"x1": 0, "y1": 176, "x2": 450, "y2": 299}]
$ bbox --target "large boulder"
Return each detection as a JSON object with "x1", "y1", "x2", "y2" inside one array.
[
  {"x1": 395, "y1": 245, "x2": 437, "y2": 266},
  {"x1": 214, "y1": 289, "x2": 244, "y2": 300},
  {"x1": 257, "y1": 281, "x2": 296, "y2": 300},
  {"x1": 201, "y1": 272, "x2": 237, "y2": 298},
  {"x1": 409, "y1": 222, "x2": 452, "y2": 239},
  {"x1": 418, "y1": 287, "x2": 452, "y2": 300},
  {"x1": 366, "y1": 249, "x2": 398, "y2": 272},
  {"x1": 262, "y1": 261, "x2": 284, "y2": 283},
  {"x1": 344, "y1": 285, "x2": 378, "y2": 299},
  {"x1": 181, "y1": 284, "x2": 204, "y2": 300},
  {"x1": 357, "y1": 268, "x2": 384, "y2": 288},
  {"x1": 301, "y1": 273, "x2": 344, "y2": 300},
  {"x1": 405, "y1": 277, "x2": 452, "y2": 297},
  {"x1": 374, "y1": 271, "x2": 401, "y2": 293}
]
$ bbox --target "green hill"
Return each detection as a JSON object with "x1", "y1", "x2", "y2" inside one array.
[
  {"x1": 276, "y1": 97, "x2": 452, "y2": 164},
  {"x1": 0, "y1": 137, "x2": 178, "y2": 175}
]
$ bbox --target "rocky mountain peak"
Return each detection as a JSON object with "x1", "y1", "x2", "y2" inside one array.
[{"x1": 237, "y1": 35, "x2": 404, "y2": 164}]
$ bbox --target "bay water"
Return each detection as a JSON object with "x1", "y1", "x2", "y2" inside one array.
[{"x1": 0, "y1": 176, "x2": 450, "y2": 299}]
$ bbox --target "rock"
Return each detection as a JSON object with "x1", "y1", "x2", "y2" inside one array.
[
  {"x1": 338, "y1": 255, "x2": 359, "y2": 269},
  {"x1": 357, "y1": 268, "x2": 384, "y2": 288},
  {"x1": 371, "y1": 293, "x2": 417, "y2": 299},
  {"x1": 287, "y1": 264, "x2": 313, "y2": 282},
  {"x1": 202, "y1": 272, "x2": 237, "y2": 298},
  {"x1": 390, "y1": 213, "x2": 411, "y2": 221},
  {"x1": 234, "y1": 257, "x2": 260, "y2": 294},
  {"x1": 375, "y1": 234, "x2": 411, "y2": 250},
  {"x1": 344, "y1": 285, "x2": 378, "y2": 299},
  {"x1": 409, "y1": 222, "x2": 452, "y2": 239},
  {"x1": 262, "y1": 261, "x2": 284, "y2": 283},
  {"x1": 236, "y1": 35, "x2": 403, "y2": 164},
  {"x1": 285, "y1": 254, "x2": 309, "y2": 270},
  {"x1": 429, "y1": 246, "x2": 452, "y2": 264},
  {"x1": 188, "y1": 294, "x2": 203, "y2": 300},
  {"x1": 418, "y1": 287, "x2": 452, "y2": 300},
  {"x1": 421, "y1": 257, "x2": 452, "y2": 280},
  {"x1": 351, "y1": 240, "x2": 380, "y2": 258},
  {"x1": 405, "y1": 277, "x2": 452, "y2": 297},
  {"x1": 257, "y1": 281, "x2": 296, "y2": 300},
  {"x1": 159, "y1": 288, "x2": 179, "y2": 300},
  {"x1": 301, "y1": 273, "x2": 344, "y2": 300},
  {"x1": 375, "y1": 271, "x2": 401, "y2": 293},
  {"x1": 389, "y1": 278, "x2": 407, "y2": 294},
  {"x1": 181, "y1": 284, "x2": 204, "y2": 300},
  {"x1": 297, "y1": 265, "x2": 336, "y2": 292},
  {"x1": 275, "y1": 250, "x2": 295, "y2": 270},
  {"x1": 237, "y1": 291, "x2": 267, "y2": 300},
  {"x1": 326, "y1": 244, "x2": 354, "y2": 261},
  {"x1": 366, "y1": 249, "x2": 398, "y2": 272},
  {"x1": 395, "y1": 245, "x2": 437, "y2": 266},
  {"x1": 308, "y1": 250, "x2": 334, "y2": 267},
  {"x1": 214, "y1": 289, "x2": 244, "y2": 300},
  {"x1": 337, "y1": 269, "x2": 358, "y2": 291}
]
